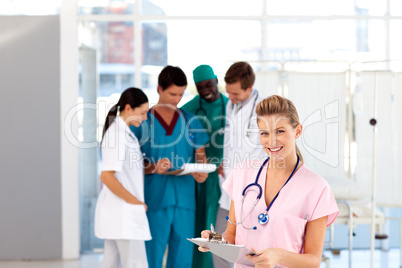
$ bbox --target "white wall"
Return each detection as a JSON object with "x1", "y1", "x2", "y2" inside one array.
[{"x1": 0, "y1": 13, "x2": 80, "y2": 260}]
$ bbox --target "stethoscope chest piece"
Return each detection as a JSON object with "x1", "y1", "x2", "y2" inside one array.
[{"x1": 258, "y1": 213, "x2": 269, "y2": 225}]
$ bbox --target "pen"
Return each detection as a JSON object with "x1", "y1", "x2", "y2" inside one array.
[{"x1": 210, "y1": 223, "x2": 215, "y2": 233}]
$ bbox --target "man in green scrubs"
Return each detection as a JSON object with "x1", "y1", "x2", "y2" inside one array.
[{"x1": 181, "y1": 65, "x2": 229, "y2": 268}]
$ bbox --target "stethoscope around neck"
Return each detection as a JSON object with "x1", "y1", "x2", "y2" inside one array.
[
  {"x1": 195, "y1": 93, "x2": 226, "y2": 133},
  {"x1": 227, "y1": 91, "x2": 259, "y2": 137},
  {"x1": 226, "y1": 155, "x2": 300, "y2": 230}
]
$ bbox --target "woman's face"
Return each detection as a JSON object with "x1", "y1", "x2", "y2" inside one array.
[
  {"x1": 127, "y1": 102, "x2": 149, "y2": 127},
  {"x1": 257, "y1": 114, "x2": 302, "y2": 163}
]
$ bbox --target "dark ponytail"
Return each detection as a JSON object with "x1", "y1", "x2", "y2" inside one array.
[{"x1": 102, "y1": 87, "x2": 148, "y2": 140}]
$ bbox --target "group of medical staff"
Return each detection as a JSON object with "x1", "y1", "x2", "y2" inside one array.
[{"x1": 94, "y1": 61, "x2": 339, "y2": 268}]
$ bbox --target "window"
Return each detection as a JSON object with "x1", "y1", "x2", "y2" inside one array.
[
  {"x1": 77, "y1": 0, "x2": 402, "y2": 253},
  {"x1": 78, "y1": 0, "x2": 135, "y2": 15}
]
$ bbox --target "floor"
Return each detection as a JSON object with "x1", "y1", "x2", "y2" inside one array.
[{"x1": 0, "y1": 249, "x2": 400, "y2": 268}]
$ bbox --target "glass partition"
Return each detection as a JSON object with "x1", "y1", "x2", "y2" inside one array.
[
  {"x1": 390, "y1": 0, "x2": 402, "y2": 16},
  {"x1": 79, "y1": 21, "x2": 135, "y2": 97},
  {"x1": 390, "y1": 21, "x2": 402, "y2": 61},
  {"x1": 266, "y1": 20, "x2": 386, "y2": 62}
]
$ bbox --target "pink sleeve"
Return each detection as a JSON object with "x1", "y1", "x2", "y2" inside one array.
[
  {"x1": 310, "y1": 183, "x2": 339, "y2": 227},
  {"x1": 222, "y1": 170, "x2": 236, "y2": 202}
]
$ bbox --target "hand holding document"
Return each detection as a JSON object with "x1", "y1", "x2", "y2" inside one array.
[
  {"x1": 187, "y1": 224, "x2": 258, "y2": 266},
  {"x1": 187, "y1": 238, "x2": 258, "y2": 266},
  {"x1": 163, "y1": 163, "x2": 216, "y2": 176}
]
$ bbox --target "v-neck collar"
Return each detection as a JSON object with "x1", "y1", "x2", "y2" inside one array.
[
  {"x1": 150, "y1": 107, "x2": 180, "y2": 136},
  {"x1": 258, "y1": 161, "x2": 304, "y2": 210}
]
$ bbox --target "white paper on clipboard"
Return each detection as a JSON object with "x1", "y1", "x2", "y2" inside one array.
[
  {"x1": 163, "y1": 163, "x2": 216, "y2": 176},
  {"x1": 187, "y1": 238, "x2": 258, "y2": 266}
]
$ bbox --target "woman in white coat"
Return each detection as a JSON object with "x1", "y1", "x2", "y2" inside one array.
[{"x1": 95, "y1": 87, "x2": 151, "y2": 268}]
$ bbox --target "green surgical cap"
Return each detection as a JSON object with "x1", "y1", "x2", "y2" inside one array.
[{"x1": 193, "y1": 65, "x2": 217, "y2": 84}]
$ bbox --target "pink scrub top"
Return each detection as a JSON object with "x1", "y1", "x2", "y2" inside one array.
[{"x1": 222, "y1": 159, "x2": 339, "y2": 268}]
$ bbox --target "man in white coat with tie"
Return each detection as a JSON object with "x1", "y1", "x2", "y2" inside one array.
[{"x1": 215, "y1": 61, "x2": 266, "y2": 268}]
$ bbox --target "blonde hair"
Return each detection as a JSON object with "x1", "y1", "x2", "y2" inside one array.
[{"x1": 256, "y1": 95, "x2": 303, "y2": 163}]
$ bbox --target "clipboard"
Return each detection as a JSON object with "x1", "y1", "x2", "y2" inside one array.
[
  {"x1": 163, "y1": 163, "x2": 216, "y2": 176},
  {"x1": 187, "y1": 238, "x2": 258, "y2": 266}
]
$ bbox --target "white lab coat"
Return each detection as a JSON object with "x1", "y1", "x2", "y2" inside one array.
[
  {"x1": 219, "y1": 89, "x2": 267, "y2": 211},
  {"x1": 95, "y1": 116, "x2": 152, "y2": 241}
]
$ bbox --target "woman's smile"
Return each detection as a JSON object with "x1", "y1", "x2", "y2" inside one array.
[{"x1": 268, "y1": 146, "x2": 283, "y2": 153}]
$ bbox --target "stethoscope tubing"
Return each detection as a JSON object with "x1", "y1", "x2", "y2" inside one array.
[
  {"x1": 241, "y1": 156, "x2": 268, "y2": 198},
  {"x1": 228, "y1": 91, "x2": 259, "y2": 137},
  {"x1": 195, "y1": 94, "x2": 226, "y2": 130},
  {"x1": 227, "y1": 155, "x2": 300, "y2": 230}
]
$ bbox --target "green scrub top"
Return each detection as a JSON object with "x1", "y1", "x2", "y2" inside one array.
[{"x1": 181, "y1": 94, "x2": 229, "y2": 268}]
